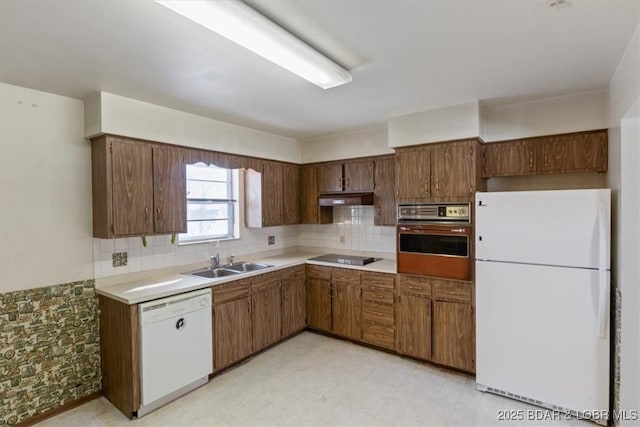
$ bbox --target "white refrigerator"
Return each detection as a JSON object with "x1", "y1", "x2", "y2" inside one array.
[{"x1": 475, "y1": 189, "x2": 611, "y2": 424}]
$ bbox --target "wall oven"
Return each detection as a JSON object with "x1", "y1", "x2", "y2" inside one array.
[{"x1": 397, "y1": 203, "x2": 472, "y2": 281}]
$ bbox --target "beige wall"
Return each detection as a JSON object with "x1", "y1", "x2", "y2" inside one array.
[
  {"x1": 0, "y1": 83, "x2": 94, "y2": 292},
  {"x1": 86, "y1": 91, "x2": 302, "y2": 163},
  {"x1": 481, "y1": 90, "x2": 608, "y2": 142},
  {"x1": 300, "y1": 127, "x2": 393, "y2": 163},
  {"x1": 388, "y1": 101, "x2": 480, "y2": 147},
  {"x1": 608, "y1": 22, "x2": 640, "y2": 423}
]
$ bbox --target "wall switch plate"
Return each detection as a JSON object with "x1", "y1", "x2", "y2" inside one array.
[
  {"x1": 112, "y1": 251, "x2": 128, "y2": 267},
  {"x1": 340, "y1": 235, "x2": 345, "y2": 244},
  {"x1": 268, "y1": 235, "x2": 275, "y2": 245}
]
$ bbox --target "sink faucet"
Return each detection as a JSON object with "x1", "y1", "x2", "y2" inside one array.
[
  {"x1": 228, "y1": 254, "x2": 236, "y2": 265},
  {"x1": 210, "y1": 254, "x2": 221, "y2": 269}
]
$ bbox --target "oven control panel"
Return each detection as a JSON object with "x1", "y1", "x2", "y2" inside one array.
[{"x1": 398, "y1": 202, "x2": 471, "y2": 223}]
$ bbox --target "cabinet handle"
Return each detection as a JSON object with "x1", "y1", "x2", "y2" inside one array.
[
  {"x1": 543, "y1": 151, "x2": 549, "y2": 168},
  {"x1": 345, "y1": 178, "x2": 350, "y2": 189},
  {"x1": 144, "y1": 207, "x2": 148, "y2": 221},
  {"x1": 436, "y1": 180, "x2": 440, "y2": 194},
  {"x1": 408, "y1": 285, "x2": 422, "y2": 291},
  {"x1": 156, "y1": 207, "x2": 161, "y2": 220},
  {"x1": 529, "y1": 151, "x2": 534, "y2": 170}
]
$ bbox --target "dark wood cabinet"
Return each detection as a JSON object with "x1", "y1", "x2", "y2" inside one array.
[
  {"x1": 283, "y1": 164, "x2": 300, "y2": 225},
  {"x1": 261, "y1": 161, "x2": 284, "y2": 227},
  {"x1": 300, "y1": 165, "x2": 333, "y2": 224},
  {"x1": 251, "y1": 272, "x2": 282, "y2": 352},
  {"x1": 331, "y1": 268, "x2": 362, "y2": 341},
  {"x1": 152, "y1": 145, "x2": 187, "y2": 234},
  {"x1": 373, "y1": 156, "x2": 396, "y2": 226},
  {"x1": 317, "y1": 163, "x2": 343, "y2": 193},
  {"x1": 281, "y1": 266, "x2": 306, "y2": 336},
  {"x1": 213, "y1": 280, "x2": 252, "y2": 371},
  {"x1": 305, "y1": 265, "x2": 332, "y2": 332},
  {"x1": 432, "y1": 301, "x2": 474, "y2": 372},
  {"x1": 362, "y1": 272, "x2": 396, "y2": 349},
  {"x1": 317, "y1": 159, "x2": 374, "y2": 193},
  {"x1": 91, "y1": 135, "x2": 187, "y2": 238},
  {"x1": 344, "y1": 160, "x2": 374, "y2": 192},
  {"x1": 396, "y1": 146, "x2": 431, "y2": 202},
  {"x1": 396, "y1": 275, "x2": 432, "y2": 360},
  {"x1": 396, "y1": 139, "x2": 483, "y2": 203},
  {"x1": 482, "y1": 129, "x2": 608, "y2": 177}
]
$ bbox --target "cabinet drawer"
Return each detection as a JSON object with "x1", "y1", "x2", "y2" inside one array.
[
  {"x1": 363, "y1": 303, "x2": 394, "y2": 325},
  {"x1": 332, "y1": 267, "x2": 361, "y2": 282},
  {"x1": 361, "y1": 272, "x2": 395, "y2": 290},
  {"x1": 306, "y1": 265, "x2": 332, "y2": 280},
  {"x1": 398, "y1": 274, "x2": 432, "y2": 296},
  {"x1": 433, "y1": 279, "x2": 472, "y2": 303},
  {"x1": 362, "y1": 288, "x2": 394, "y2": 305},
  {"x1": 281, "y1": 265, "x2": 305, "y2": 281},
  {"x1": 362, "y1": 322, "x2": 395, "y2": 349},
  {"x1": 251, "y1": 271, "x2": 280, "y2": 292},
  {"x1": 213, "y1": 279, "x2": 250, "y2": 304}
]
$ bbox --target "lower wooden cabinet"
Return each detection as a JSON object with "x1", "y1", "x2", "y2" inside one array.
[
  {"x1": 432, "y1": 301, "x2": 475, "y2": 372},
  {"x1": 396, "y1": 291, "x2": 432, "y2": 360},
  {"x1": 281, "y1": 266, "x2": 306, "y2": 337},
  {"x1": 213, "y1": 280, "x2": 252, "y2": 371},
  {"x1": 362, "y1": 272, "x2": 396, "y2": 349},
  {"x1": 306, "y1": 278, "x2": 332, "y2": 331},
  {"x1": 332, "y1": 268, "x2": 362, "y2": 340},
  {"x1": 251, "y1": 272, "x2": 282, "y2": 352}
]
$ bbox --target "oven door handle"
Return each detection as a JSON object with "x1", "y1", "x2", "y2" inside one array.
[{"x1": 398, "y1": 226, "x2": 468, "y2": 234}]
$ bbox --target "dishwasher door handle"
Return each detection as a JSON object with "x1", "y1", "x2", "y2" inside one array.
[{"x1": 176, "y1": 318, "x2": 185, "y2": 330}]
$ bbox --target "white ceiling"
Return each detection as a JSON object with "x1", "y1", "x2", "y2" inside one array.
[{"x1": 1, "y1": 1, "x2": 638, "y2": 139}]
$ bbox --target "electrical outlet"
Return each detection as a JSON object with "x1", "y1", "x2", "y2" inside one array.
[
  {"x1": 340, "y1": 235, "x2": 345, "y2": 244},
  {"x1": 268, "y1": 235, "x2": 275, "y2": 245},
  {"x1": 112, "y1": 251, "x2": 128, "y2": 267}
]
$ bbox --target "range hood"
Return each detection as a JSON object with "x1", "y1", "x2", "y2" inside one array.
[{"x1": 318, "y1": 192, "x2": 374, "y2": 206}]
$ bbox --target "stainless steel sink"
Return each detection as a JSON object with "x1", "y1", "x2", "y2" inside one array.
[
  {"x1": 189, "y1": 268, "x2": 241, "y2": 279},
  {"x1": 225, "y1": 262, "x2": 274, "y2": 272}
]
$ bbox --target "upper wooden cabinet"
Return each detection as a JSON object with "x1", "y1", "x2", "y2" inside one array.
[
  {"x1": 282, "y1": 164, "x2": 301, "y2": 225},
  {"x1": 261, "y1": 161, "x2": 284, "y2": 227},
  {"x1": 300, "y1": 165, "x2": 333, "y2": 224},
  {"x1": 373, "y1": 156, "x2": 396, "y2": 226},
  {"x1": 91, "y1": 135, "x2": 187, "y2": 238},
  {"x1": 317, "y1": 159, "x2": 374, "y2": 193},
  {"x1": 482, "y1": 129, "x2": 608, "y2": 178},
  {"x1": 396, "y1": 139, "x2": 483, "y2": 203}
]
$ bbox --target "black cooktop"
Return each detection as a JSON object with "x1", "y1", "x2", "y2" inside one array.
[{"x1": 309, "y1": 254, "x2": 382, "y2": 266}]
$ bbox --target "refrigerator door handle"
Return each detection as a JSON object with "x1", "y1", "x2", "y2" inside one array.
[{"x1": 596, "y1": 199, "x2": 609, "y2": 338}]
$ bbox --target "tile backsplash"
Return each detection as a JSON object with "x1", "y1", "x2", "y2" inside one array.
[{"x1": 93, "y1": 206, "x2": 395, "y2": 278}]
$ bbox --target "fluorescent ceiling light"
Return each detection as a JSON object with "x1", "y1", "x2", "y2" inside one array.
[{"x1": 156, "y1": 0, "x2": 352, "y2": 89}]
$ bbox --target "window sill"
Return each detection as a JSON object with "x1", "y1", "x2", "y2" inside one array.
[{"x1": 178, "y1": 236, "x2": 240, "y2": 246}]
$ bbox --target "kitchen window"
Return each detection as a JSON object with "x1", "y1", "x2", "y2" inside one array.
[{"x1": 179, "y1": 163, "x2": 239, "y2": 244}]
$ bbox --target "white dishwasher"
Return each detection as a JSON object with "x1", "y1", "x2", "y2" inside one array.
[{"x1": 138, "y1": 288, "x2": 212, "y2": 417}]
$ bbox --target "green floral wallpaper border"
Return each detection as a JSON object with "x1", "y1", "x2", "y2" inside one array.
[{"x1": 0, "y1": 280, "x2": 101, "y2": 426}]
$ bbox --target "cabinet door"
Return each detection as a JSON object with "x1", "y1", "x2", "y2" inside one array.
[
  {"x1": 344, "y1": 160, "x2": 374, "y2": 192},
  {"x1": 306, "y1": 278, "x2": 331, "y2": 332},
  {"x1": 541, "y1": 131, "x2": 607, "y2": 174},
  {"x1": 373, "y1": 157, "x2": 396, "y2": 226},
  {"x1": 300, "y1": 165, "x2": 319, "y2": 224},
  {"x1": 432, "y1": 301, "x2": 474, "y2": 372},
  {"x1": 262, "y1": 161, "x2": 284, "y2": 227},
  {"x1": 396, "y1": 148, "x2": 430, "y2": 201},
  {"x1": 482, "y1": 140, "x2": 538, "y2": 177},
  {"x1": 214, "y1": 297, "x2": 252, "y2": 370},
  {"x1": 332, "y1": 281, "x2": 362, "y2": 340},
  {"x1": 282, "y1": 164, "x2": 300, "y2": 225},
  {"x1": 152, "y1": 146, "x2": 187, "y2": 234},
  {"x1": 317, "y1": 163, "x2": 343, "y2": 193},
  {"x1": 396, "y1": 293, "x2": 431, "y2": 360},
  {"x1": 431, "y1": 140, "x2": 475, "y2": 199},
  {"x1": 252, "y1": 283, "x2": 282, "y2": 352},
  {"x1": 111, "y1": 139, "x2": 154, "y2": 236},
  {"x1": 282, "y1": 268, "x2": 306, "y2": 336}
]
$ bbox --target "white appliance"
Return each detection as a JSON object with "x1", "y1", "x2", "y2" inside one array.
[
  {"x1": 475, "y1": 189, "x2": 610, "y2": 425},
  {"x1": 138, "y1": 288, "x2": 213, "y2": 417}
]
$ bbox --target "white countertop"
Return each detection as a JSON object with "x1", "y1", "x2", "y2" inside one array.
[{"x1": 95, "y1": 250, "x2": 396, "y2": 305}]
